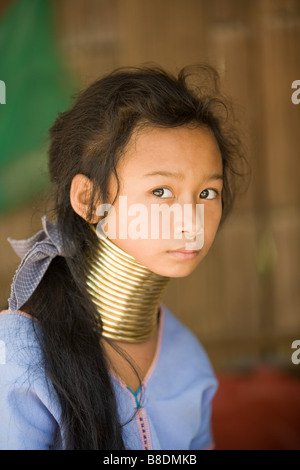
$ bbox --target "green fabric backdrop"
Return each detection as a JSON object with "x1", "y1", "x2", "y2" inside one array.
[{"x1": 0, "y1": 0, "x2": 75, "y2": 213}]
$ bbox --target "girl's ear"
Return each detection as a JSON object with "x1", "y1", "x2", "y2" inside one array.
[{"x1": 70, "y1": 174, "x2": 100, "y2": 223}]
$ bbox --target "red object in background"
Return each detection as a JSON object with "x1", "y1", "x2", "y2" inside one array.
[{"x1": 212, "y1": 366, "x2": 300, "y2": 450}]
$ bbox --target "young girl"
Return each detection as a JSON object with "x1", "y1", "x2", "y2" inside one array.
[{"x1": 0, "y1": 65, "x2": 245, "y2": 450}]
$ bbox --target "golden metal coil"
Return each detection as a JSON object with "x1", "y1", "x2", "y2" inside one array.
[{"x1": 86, "y1": 226, "x2": 170, "y2": 342}]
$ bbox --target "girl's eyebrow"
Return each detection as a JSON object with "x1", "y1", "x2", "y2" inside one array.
[
  {"x1": 144, "y1": 170, "x2": 184, "y2": 179},
  {"x1": 144, "y1": 170, "x2": 223, "y2": 181}
]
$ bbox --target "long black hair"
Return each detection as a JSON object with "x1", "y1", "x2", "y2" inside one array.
[{"x1": 17, "y1": 65, "x2": 246, "y2": 449}]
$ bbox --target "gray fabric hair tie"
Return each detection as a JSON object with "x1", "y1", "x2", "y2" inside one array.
[{"x1": 7, "y1": 216, "x2": 64, "y2": 312}]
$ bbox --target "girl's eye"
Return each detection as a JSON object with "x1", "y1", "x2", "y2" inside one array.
[
  {"x1": 152, "y1": 188, "x2": 173, "y2": 198},
  {"x1": 200, "y1": 189, "x2": 218, "y2": 200}
]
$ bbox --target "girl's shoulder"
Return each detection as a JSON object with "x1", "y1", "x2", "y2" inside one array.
[
  {"x1": 0, "y1": 310, "x2": 63, "y2": 450},
  {"x1": 0, "y1": 309, "x2": 38, "y2": 335},
  {"x1": 0, "y1": 309, "x2": 42, "y2": 369},
  {"x1": 162, "y1": 305, "x2": 209, "y2": 356},
  {"x1": 0, "y1": 309, "x2": 33, "y2": 321},
  {"x1": 161, "y1": 305, "x2": 217, "y2": 383}
]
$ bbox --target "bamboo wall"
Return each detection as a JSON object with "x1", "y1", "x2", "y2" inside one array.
[{"x1": 0, "y1": 0, "x2": 299, "y2": 370}]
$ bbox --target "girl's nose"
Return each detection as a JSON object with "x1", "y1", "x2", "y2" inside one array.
[{"x1": 173, "y1": 203, "x2": 204, "y2": 246}]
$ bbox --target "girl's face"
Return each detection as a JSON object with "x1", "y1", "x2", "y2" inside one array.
[{"x1": 98, "y1": 125, "x2": 223, "y2": 278}]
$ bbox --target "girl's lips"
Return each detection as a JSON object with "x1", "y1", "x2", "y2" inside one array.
[{"x1": 167, "y1": 248, "x2": 201, "y2": 260}]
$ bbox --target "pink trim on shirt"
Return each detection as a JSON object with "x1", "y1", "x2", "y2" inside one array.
[
  {"x1": 109, "y1": 304, "x2": 165, "y2": 392},
  {"x1": 142, "y1": 304, "x2": 164, "y2": 388},
  {"x1": 204, "y1": 442, "x2": 215, "y2": 450},
  {"x1": 108, "y1": 305, "x2": 165, "y2": 451},
  {"x1": 135, "y1": 407, "x2": 153, "y2": 450},
  {"x1": 0, "y1": 309, "x2": 34, "y2": 320},
  {"x1": 109, "y1": 370, "x2": 130, "y2": 393}
]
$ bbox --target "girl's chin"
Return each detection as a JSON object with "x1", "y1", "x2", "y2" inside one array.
[
  {"x1": 151, "y1": 259, "x2": 201, "y2": 278},
  {"x1": 117, "y1": 246, "x2": 203, "y2": 278}
]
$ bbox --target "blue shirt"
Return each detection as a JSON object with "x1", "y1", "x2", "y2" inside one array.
[{"x1": 0, "y1": 305, "x2": 217, "y2": 450}]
